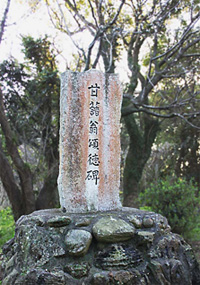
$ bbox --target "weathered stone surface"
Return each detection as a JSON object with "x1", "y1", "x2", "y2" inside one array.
[
  {"x1": 1, "y1": 208, "x2": 200, "y2": 285},
  {"x1": 128, "y1": 215, "x2": 142, "y2": 228},
  {"x1": 95, "y1": 245, "x2": 143, "y2": 270},
  {"x1": 65, "y1": 229, "x2": 92, "y2": 256},
  {"x1": 11, "y1": 269, "x2": 78, "y2": 285},
  {"x1": 75, "y1": 218, "x2": 91, "y2": 227},
  {"x1": 137, "y1": 230, "x2": 155, "y2": 244},
  {"x1": 142, "y1": 216, "x2": 154, "y2": 228},
  {"x1": 92, "y1": 270, "x2": 144, "y2": 285},
  {"x1": 58, "y1": 70, "x2": 122, "y2": 212},
  {"x1": 64, "y1": 262, "x2": 90, "y2": 279},
  {"x1": 93, "y1": 216, "x2": 135, "y2": 242},
  {"x1": 16, "y1": 214, "x2": 45, "y2": 227},
  {"x1": 47, "y1": 216, "x2": 71, "y2": 227},
  {"x1": 2, "y1": 268, "x2": 19, "y2": 285}
]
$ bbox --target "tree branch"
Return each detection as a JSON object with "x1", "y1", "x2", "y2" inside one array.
[
  {"x1": 0, "y1": 138, "x2": 24, "y2": 220},
  {"x1": 92, "y1": 37, "x2": 102, "y2": 68},
  {"x1": 122, "y1": 104, "x2": 200, "y2": 128},
  {"x1": 88, "y1": 0, "x2": 98, "y2": 27},
  {"x1": 64, "y1": 0, "x2": 96, "y2": 34},
  {"x1": 0, "y1": 87, "x2": 35, "y2": 213},
  {"x1": 53, "y1": 0, "x2": 86, "y2": 60},
  {"x1": 0, "y1": 0, "x2": 11, "y2": 45},
  {"x1": 84, "y1": 0, "x2": 125, "y2": 71}
]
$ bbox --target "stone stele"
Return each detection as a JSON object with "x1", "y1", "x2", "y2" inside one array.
[{"x1": 57, "y1": 69, "x2": 122, "y2": 212}]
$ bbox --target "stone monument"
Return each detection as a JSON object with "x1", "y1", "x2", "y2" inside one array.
[
  {"x1": 58, "y1": 70, "x2": 122, "y2": 212},
  {"x1": 1, "y1": 70, "x2": 200, "y2": 285}
]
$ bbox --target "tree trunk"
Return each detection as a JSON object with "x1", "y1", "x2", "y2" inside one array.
[
  {"x1": 123, "y1": 113, "x2": 160, "y2": 208},
  {"x1": 0, "y1": 140, "x2": 24, "y2": 220},
  {"x1": 35, "y1": 163, "x2": 59, "y2": 209},
  {"x1": 0, "y1": 88, "x2": 35, "y2": 214},
  {"x1": 175, "y1": 125, "x2": 200, "y2": 188}
]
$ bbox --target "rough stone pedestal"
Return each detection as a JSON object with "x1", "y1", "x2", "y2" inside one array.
[{"x1": 1, "y1": 208, "x2": 200, "y2": 285}]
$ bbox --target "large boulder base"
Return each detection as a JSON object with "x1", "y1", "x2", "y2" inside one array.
[{"x1": 1, "y1": 207, "x2": 200, "y2": 285}]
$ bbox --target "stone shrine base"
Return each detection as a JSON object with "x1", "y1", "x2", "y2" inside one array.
[{"x1": 1, "y1": 208, "x2": 200, "y2": 285}]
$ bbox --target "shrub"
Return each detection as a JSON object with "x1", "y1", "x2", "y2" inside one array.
[{"x1": 139, "y1": 175, "x2": 200, "y2": 236}]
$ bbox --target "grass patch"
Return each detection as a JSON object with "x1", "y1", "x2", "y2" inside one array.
[{"x1": 0, "y1": 208, "x2": 15, "y2": 252}]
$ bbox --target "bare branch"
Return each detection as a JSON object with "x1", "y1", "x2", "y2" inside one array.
[
  {"x1": 88, "y1": 0, "x2": 98, "y2": 27},
  {"x1": 157, "y1": 12, "x2": 200, "y2": 66},
  {"x1": 64, "y1": 0, "x2": 96, "y2": 35},
  {"x1": 84, "y1": 0, "x2": 125, "y2": 71},
  {"x1": 84, "y1": 29, "x2": 101, "y2": 71},
  {"x1": 0, "y1": 0, "x2": 11, "y2": 45},
  {"x1": 106, "y1": 0, "x2": 125, "y2": 28},
  {"x1": 55, "y1": 0, "x2": 86, "y2": 60},
  {"x1": 183, "y1": 53, "x2": 200, "y2": 57},
  {"x1": 103, "y1": 33, "x2": 113, "y2": 73},
  {"x1": 92, "y1": 37, "x2": 102, "y2": 68},
  {"x1": 122, "y1": 104, "x2": 200, "y2": 129},
  {"x1": 124, "y1": 87, "x2": 200, "y2": 111}
]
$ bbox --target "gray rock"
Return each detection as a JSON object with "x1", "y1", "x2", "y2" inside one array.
[
  {"x1": 17, "y1": 215, "x2": 45, "y2": 227},
  {"x1": 155, "y1": 215, "x2": 168, "y2": 230},
  {"x1": 93, "y1": 216, "x2": 135, "y2": 242},
  {"x1": 95, "y1": 244, "x2": 143, "y2": 270},
  {"x1": 128, "y1": 215, "x2": 142, "y2": 228},
  {"x1": 15, "y1": 269, "x2": 78, "y2": 285},
  {"x1": 142, "y1": 216, "x2": 154, "y2": 228},
  {"x1": 92, "y1": 269, "x2": 145, "y2": 285},
  {"x1": 137, "y1": 230, "x2": 155, "y2": 243},
  {"x1": 65, "y1": 229, "x2": 92, "y2": 256},
  {"x1": 64, "y1": 262, "x2": 90, "y2": 279},
  {"x1": 1, "y1": 208, "x2": 200, "y2": 285},
  {"x1": 4, "y1": 253, "x2": 17, "y2": 273},
  {"x1": 47, "y1": 216, "x2": 71, "y2": 227},
  {"x1": 2, "y1": 268, "x2": 19, "y2": 285},
  {"x1": 75, "y1": 218, "x2": 91, "y2": 227}
]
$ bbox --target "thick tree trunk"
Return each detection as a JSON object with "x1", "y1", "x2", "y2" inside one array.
[
  {"x1": 0, "y1": 140, "x2": 24, "y2": 220},
  {"x1": 175, "y1": 125, "x2": 200, "y2": 188},
  {"x1": 35, "y1": 163, "x2": 59, "y2": 209},
  {"x1": 123, "y1": 113, "x2": 160, "y2": 208},
  {"x1": 0, "y1": 88, "x2": 35, "y2": 214},
  {"x1": 123, "y1": 145, "x2": 143, "y2": 208}
]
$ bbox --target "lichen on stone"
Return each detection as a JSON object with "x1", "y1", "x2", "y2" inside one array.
[
  {"x1": 92, "y1": 216, "x2": 135, "y2": 242},
  {"x1": 65, "y1": 229, "x2": 92, "y2": 256},
  {"x1": 1, "y1": 208, "x2": 200, "y2": 285}
]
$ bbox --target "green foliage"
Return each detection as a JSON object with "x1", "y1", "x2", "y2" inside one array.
[
  {"x1": 139, "y1": 175, "x2": 200, "y2": 237},
  {"x1": 0, "y1": 208, "x2": 15, "y2": 251},
  {"x1": 22, "y1": 35, "x2": 56, "y2": 72},
  {"x1": 187, "y1": 218, "x2": 200, "y2": 241},
  {"x1": 0, "y1": 35, "x2": 60, "y2": 197}
]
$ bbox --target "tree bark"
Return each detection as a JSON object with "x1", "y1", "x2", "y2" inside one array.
[
  {"x1": 0, "y1": 140, "x2": 24, "y2": 220},
  {"x1": 0, "y1": 88, "x2": 35, "y2": 214},
  {"x1": 123, "y1": 113, "x2": 160, "y2": 207},
  {"x1": 0, "y1": 0, "x2": 11, "y2": 45},
  {"x1": 35, "y1": 163, "x2": 59, "y2": 209}
]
